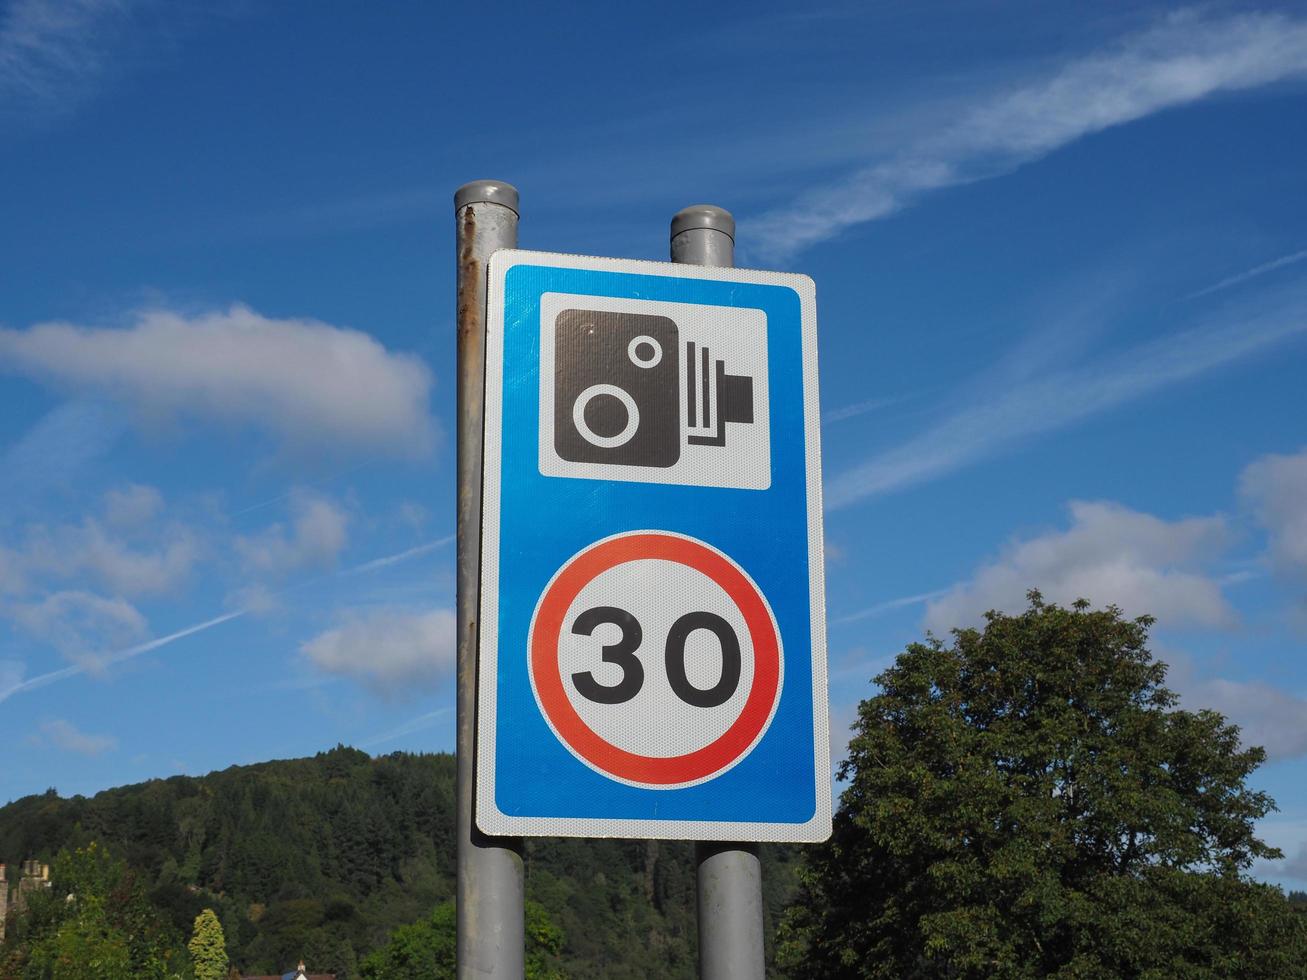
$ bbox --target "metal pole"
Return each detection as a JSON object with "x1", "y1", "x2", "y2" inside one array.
[
  {"x1": 672, "y1": 204, "x2": 767, "y2": 980},
  {"x1": 455, "y1": 179, "x2": 525, "y2": 979}
]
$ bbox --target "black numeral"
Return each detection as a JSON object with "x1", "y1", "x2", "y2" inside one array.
[
  {"x1": 570, "y1": 606, "x2": 644, "y2": 704},
  {"x1": 665, "y1": 611, "x2": 741, "y2": 708},
  {"x1": 569, "y1": 606, "x2": 742, "y2": 708}
]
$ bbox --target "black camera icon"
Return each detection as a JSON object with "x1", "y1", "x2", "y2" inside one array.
[{"x1": 553, "y1": 309, "x2": 754, "y2": 468}]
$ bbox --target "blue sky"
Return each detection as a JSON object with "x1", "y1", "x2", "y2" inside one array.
[{"x1": 1, "y1": 0, "x2": 1306, "y2": 887}]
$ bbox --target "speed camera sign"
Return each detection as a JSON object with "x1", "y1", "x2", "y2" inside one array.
[{"x1": 477, "y1": 250, "x2": 830, "y2": 842}]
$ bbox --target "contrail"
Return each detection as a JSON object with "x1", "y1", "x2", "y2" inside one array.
[
  {"x1": 1183, "y1": 249, "x2": 1307, "y2": 301},
  {"x1": 344, "y1": 535, "x2": 453, "y2": 575},
  {"x1": 0, "y1": 536, "x2": 455, "y2": 704},
  {"x1": 0, "y1": 610, "x2": 246, "y2": 704},
  {"x1": 832, "y1": 589, "x2": 949, "y2": 625},
  {"x1": 358, "y1": 707, "x2": 453, "y2": 749}
]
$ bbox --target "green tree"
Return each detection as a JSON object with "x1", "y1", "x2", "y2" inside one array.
[
  {"x1": 188, "y1": 908, "x2": 228, "y2": 980},
  {"x1": 779, "y1": 593, "x2": 1307, "y2": 979},
  {"x1": 1, "y1": 843, "x2": 189, "y2": 980},
  {"x1": 359, "y1": 900, "x2": 565, "y2": 979}
]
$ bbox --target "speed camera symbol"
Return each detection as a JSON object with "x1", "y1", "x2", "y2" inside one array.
[{"x1": 553, "y1": 309, "x2": 755, "y2": 469}]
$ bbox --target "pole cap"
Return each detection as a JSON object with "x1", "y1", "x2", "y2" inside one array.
[
  {"x1": 454, "y1": 180, "x2": 519, "y2": 216},
  {"x1": 671, "y1": 204, "x2": 734, "y2": 242}
]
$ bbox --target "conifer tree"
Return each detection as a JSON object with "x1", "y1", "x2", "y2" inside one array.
[{"x1": 189, "y1": 908, "x2": 229, "y2": 980}]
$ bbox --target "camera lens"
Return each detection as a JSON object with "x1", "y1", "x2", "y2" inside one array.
[
  {"x1": 572, "y1": 384, "x2": 640, "y2": 449},
  {"x1": 628, "y1": 335, "x2": 663, "y2": 368}
]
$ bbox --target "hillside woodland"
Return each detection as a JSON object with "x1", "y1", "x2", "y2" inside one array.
[{"x1": 0, "y1": 747, "x2": 799, "y2": 978}]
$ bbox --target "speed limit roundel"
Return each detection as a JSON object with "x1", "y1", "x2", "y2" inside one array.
[{"x1": 529, "y1": 531, "x2": 783, "y2": 789}]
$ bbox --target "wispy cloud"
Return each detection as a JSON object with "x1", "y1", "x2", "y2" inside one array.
[
  {"x1": 235, "y1": 491, "x2": 349, "y2": 578},
  {"x1": 0, "y1": 401, "x2": 124, "y2": 514},
  {"x1": 745, "y1": 10, "x2": 1307, "y2": 262},
  {"x1": 0, "y1": 0, "x2": 196, "y2": 126},
  {"x1": 1185, "y1": 249, "x2": 1307, "y2": 302},
  {"x1": 1, "y1": 0, "x2": 131, "y2": 109},
  {"x1": 35, "y1": 718, "x2": 116, "y2": 756},
  {"x1": 825, "y1": 282, "x2": 1307, "y2": 509},
  {"x1": 8, "y1": 590, "x2": 149, "y2": 671}
]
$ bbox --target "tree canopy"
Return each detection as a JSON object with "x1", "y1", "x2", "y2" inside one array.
[
  {"x1": 358, "y1": 899, "x2": 564, "y2": 980},
  {"x1": 779, "y1": 593, "x2": 1307, "y2": 978}
]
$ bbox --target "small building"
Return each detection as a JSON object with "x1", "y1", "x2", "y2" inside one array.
[{"x1": 0, "y1": 860, "x2": 53, "y2": 943}]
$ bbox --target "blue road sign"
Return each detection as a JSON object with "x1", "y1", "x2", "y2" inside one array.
[{"x1": 476, "y1": 250, "x2": 830, "y2": 842}]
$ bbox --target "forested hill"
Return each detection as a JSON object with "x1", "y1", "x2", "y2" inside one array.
[{"x1": 0, "y1": 746, "x2": 800, "y2": 978}]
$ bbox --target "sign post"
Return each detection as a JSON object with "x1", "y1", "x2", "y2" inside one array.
[
  {"x1": 454, "y1": 180, "x2": 524, "y2": 980},
  {"x1": 672, "y1": 205, "x2": 766, "y2": 980}
]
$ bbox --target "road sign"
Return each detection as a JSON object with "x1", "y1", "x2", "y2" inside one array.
[{"x1": 477, "y1": 249, "x2": 830, "y2": 842}]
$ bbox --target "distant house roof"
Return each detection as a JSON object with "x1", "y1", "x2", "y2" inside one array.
[{"x1": 240, "y1": 959, "x2": 334, "y2": 980}]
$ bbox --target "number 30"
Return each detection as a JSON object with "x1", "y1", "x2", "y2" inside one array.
[{"x1": 569, "y1": 606, "x2": 742, "y2": 708}]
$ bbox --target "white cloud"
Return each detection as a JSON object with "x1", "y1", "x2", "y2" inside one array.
[
  {"x1": 924, "y1": 501, "x2": 1233, "y2": 635},
  {"x1": 236, "y1": 491, "x2": 348, "y2": 576},
  {"x1": 103, "y1": 483, "x2": 163, "y2": 527},
  {"x1": 826, "y1": 283, "x2": 1307, "y2": 509},
  {"x1": 746, "y1": 10, "x2": 1307, "y2": 261},
  {"x1": 1163, "y1": 649, "x2": 1307, "y2": 763},
  {"x1": 21, "y1": 515, "x2": 200, "y2": 597},
  {"x1": 1182, "y1": 677, "x2": 1307, "y2": 762},
  {"x1": 0, "y1": 304, "x2": 436, "y2": 456},
  {"x1": 0, "y1": 545, "x2": 24, "y2": 594},
  {"x1": 301, "y1": 607, "x2": 456, "y2": 698},
  {"x1": 9, "y1": 590, "x2": 148, "y2": 670},
  {"x1": 0, "y1": 659, "x2": 23, "y2": 692},
  {"x1": 38, "y1": 718, "x2": 116, "y2": 756},
  {"x1": 0, "y1": 538, "x2": 452, "y2": 706},
  {"x1": 1240, "y1": 447, "x2": 1307, "y2": 577},
  {"x1": 1285, "y1": 842, "x2": 1307, "y2": 881},
  {"x1": 396, "y1": 501, "x2": 430, "y2": 533}
]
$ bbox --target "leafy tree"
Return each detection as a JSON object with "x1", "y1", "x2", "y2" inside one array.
[
  {"x1": 188, "y1": 908, "x2": 228, "y2": 980},
  {"x1": 359, "y1": 899, "x2": 565, "y2": 979},
  {"x1": 779, "y1": 593, "x2": 1307, "y2": 978},
  {"x1": 0, "y1": 842, "x2": 189, "y2": 979}
]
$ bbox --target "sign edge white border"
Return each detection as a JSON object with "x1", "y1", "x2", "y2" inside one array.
[{"x1": 476, "y1": 248, "x2": 831, "y2": 843}]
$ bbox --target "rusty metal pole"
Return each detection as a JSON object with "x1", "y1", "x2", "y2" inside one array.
[
  {"x1": 672, "y1": 204, "x2": 767, "y2": 980},
  {"x1": 455, "y1": 180, "x2": 525, "y2": 979}
]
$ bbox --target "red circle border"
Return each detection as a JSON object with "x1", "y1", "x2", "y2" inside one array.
[{"x1": 529, "y1": 532, "x2": 782, "y2": 787}]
